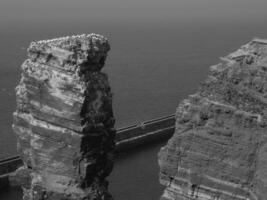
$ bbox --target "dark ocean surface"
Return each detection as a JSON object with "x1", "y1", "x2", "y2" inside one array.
[
  {"x1": 0, "y1": 15, "x2": 267, "y2": 200},
  {"x1": 1, "y1": 20, "x2": 267, "y2": 159}
]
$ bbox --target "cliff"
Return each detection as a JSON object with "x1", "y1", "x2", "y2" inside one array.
[
  {"x1": 12, "y1": 34, "x2": 116, "y2": 200},
  {"x1": 158, "y1": 39, "x2": 267, "y2": 200}
]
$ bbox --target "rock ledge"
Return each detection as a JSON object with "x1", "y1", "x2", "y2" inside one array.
[
  {"x1": 13, "y1": 34, "x2": 115, "y2": 200},
  {"x1": 159, "y1": 38, "x2": 267, "y2": 200}
]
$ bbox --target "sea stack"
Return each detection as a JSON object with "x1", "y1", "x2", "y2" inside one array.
[
  {"x1": 12, "y1": 34, "x2": 115, "y2": 200},
  {"x1": 158, "y1": 39, "x2": 267, "y2": 200}
]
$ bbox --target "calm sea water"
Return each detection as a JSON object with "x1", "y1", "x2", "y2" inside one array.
[
  {"x1": 0, "y1": 16, "x2": 267, "y2": 200},
  {"x1": 1, "y1": 20, "x2": 267, "y2": 159}
]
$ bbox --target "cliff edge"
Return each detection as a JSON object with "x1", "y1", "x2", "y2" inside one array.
[
  {"x1": 158, "y1": 39, "x2": 267, "y2": 200},
  {"x1": 12, "y1": 34, "x2": 115, "y2": 200}
]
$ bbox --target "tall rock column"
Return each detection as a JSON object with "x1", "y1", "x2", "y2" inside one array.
[
  {"x1": 158, "y1": 39, "x2": 267, "y2": 200},
  {"x1": 13, "y1": 34, "x2": 115, "y2": 200}
]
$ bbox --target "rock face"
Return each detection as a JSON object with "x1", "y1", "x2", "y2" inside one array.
[
  {"x1": 12, "y1": 34, "x2": 115, "y2": 200},
  {"x1": 158, "y1": 39, "x2": 267, "y2": 200}
]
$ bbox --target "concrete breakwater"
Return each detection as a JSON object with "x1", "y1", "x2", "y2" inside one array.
[
  {"x1": 0, "y1": 114, "x2": 175, "y2": 190},
  {"x1": 116, "y1": 114, "x2": 175, "y2": 151}
]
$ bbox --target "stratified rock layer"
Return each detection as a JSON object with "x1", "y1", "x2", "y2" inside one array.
[
  {"x1": 13, "y1": 34, "x2": 115, "y2": 200},
  {"x1": 158, "y1": 39, "x2": 267, "y2": 200}
]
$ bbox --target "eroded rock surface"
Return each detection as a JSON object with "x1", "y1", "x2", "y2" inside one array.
[
  {"x1": 158, "y1": 39, "x2": 267, "y2": 200},
  {"x1": 13, "y1": 34, "x2": 115, "y2": 200}
]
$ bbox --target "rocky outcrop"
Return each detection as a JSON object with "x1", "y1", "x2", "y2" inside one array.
[
  {"x1": 12, "y1": 34, "x2": 115, "y2": 200},
  {"x1": 158, "y1": 39, "x2": 267, "y2": 200}
]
